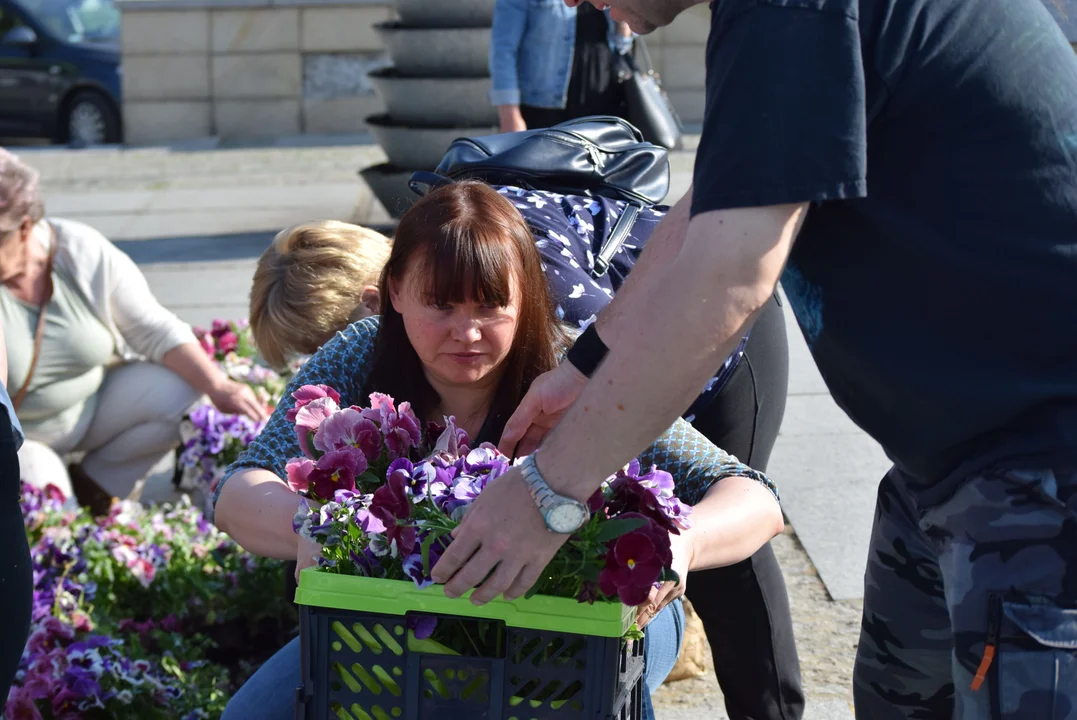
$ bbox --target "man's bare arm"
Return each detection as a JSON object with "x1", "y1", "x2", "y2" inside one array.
[
  {"x1": 595, "y1": 187, "x2": 695, "y2": 348},
  {"x1": 538, "y1": 202, "x2": 807, "y2": 498}
]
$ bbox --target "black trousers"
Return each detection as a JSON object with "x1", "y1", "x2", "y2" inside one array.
[
  {"x1": 685, "y1": 292, "x2": 805, "y2": 720},
  {"x1": 0, "y1": 409, "x2": 31, "y2": 701}
]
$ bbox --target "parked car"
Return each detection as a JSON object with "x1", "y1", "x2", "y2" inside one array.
[{"x1": 0, "y1": 0, "x2": 121, "y2": 145}]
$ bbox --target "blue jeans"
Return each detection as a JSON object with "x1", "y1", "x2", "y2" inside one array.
[{"x1": 223, "y1": 598, "x2": 685, "y2": 720}]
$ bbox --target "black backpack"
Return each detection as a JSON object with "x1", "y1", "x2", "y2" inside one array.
[{"x1": 408, "y1": 116, "x2": 670, "y2": 277}]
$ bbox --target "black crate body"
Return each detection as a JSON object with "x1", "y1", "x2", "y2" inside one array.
[{"x1": 296, "y1": 605, "x2": 645, "y2": 720}]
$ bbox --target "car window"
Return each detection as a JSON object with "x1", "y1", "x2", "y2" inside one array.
[
  {"x1": 0, "y1": 5, "x2": 28, "y2": 39},
  {"x1": 16, "y1": 0, "x2": 119, "y2": 42}
]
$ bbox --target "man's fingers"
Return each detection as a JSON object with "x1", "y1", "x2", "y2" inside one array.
[
  {"x1": 498, "y1": 394, "x2": 542, "y2": 455},
  {"x1": 503, "y1": 562, "x2": 542, "y2": 602},
  {"x1": 442, "y1": 548, "x2": 499, "y2": 600},
  {"x1": 515, "y1": 425, "x2": 549, "y2": 458},
  {"x1": 431, "y1": 532, "x2": 479, "y2": 586},
  {"x1": 471, "y1": 559, "x2": 526, "y2": 606}
]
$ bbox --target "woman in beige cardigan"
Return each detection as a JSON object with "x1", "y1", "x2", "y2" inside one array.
[{"x1": 0, "y1": 148, "x2": 267, "y2": 513}]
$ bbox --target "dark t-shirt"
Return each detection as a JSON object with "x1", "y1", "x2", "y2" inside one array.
[{"x1": 692, "y1": 0, "x2": 1077, "y2": 502}]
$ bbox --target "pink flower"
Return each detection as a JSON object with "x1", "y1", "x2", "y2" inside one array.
[
  {"x1": 111, "y1": 545, "x2": 156, "y2": 588},
  {"x1": 198, "y1": 332, "x2": 216, "y2": 357},
  {"x1": 218, "y1": 331, "x2": 239, "y2": 354},
  {"x1": 286, "y1": 384, "x2": 342, "y2": 423},
  {"x1": 361, "y1": 392, "x2": 397, "y2": 426},
  {"x1": 4, "y1": 685, "x2": 44, "y2": 720},
  {"x1": 26, "y1": 617, "x2": 73, "y2": 655},
  {"x1": 285, "y1": 457, "x2": 315, "y2": 494},
  {"x1": 432, "y1": 416, "x2": 470, "y2": 457},
  {"x1": 309, "y1": 448, "x2": 366, "y2": 502},
  {"x1": 361, "y1": 394, "x2": 422, "y2": 459},
  {"x1": 294, "y1": 396, "x2": 339, "y2": 458},
  {"x1": 597, "y1": 513, "x2": 671, "y2": 607},
  {"x1": 384, "y1": 401, "x2": 422, "y2": 460},
  {"x1": 313, "y1": 408, "x2": 382, "y2": 463}
]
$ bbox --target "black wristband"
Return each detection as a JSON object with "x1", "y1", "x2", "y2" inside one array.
[{"x1": 566, "y1": 323, "x2": 609, "y2": 378}]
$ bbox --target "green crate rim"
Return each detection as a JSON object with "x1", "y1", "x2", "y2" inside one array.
[{"x1": 295, "y1": 568, "x2": 634, "y2": 638}]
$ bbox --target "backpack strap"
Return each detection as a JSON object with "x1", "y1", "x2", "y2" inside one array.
[
  {"x1": 408, "y1": 171, "x2": 454, "y2": 198},
  {"x1": 592, "y1": 203, "x2": 641, "y2": 279}
]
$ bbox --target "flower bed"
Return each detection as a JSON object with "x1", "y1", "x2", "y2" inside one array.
[
  {"x1": 177, "y1": 320, "x2": 304, "y2": 507},
  {"x1": 7, "y1": 484, "x2": 295, "y2": 719}
]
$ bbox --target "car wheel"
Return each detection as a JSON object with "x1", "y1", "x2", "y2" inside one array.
[{"x1": 61, "y1": 91, "x2": 121, "y2": 146}]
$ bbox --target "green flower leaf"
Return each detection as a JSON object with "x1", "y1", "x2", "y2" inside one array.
[{"x1": 594, "y1": 516, "x2": 648, "y2": 544}]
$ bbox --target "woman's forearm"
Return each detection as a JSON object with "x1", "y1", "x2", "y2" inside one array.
[
  {"x1": 162, "y1": 342, "x2": 228, "y2": 396},
  {"x1": 684, "y1": 476, "x2": 784, "y2": 570},
  {"x1": 215, "y1": 468, "x2": 301, "y2": 560}
]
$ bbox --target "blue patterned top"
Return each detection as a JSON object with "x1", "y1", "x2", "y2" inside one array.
[{"x1": 214, "y1": 317, "x2": 778, "y2": 509}]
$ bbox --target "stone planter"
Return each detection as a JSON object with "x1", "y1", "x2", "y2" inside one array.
[
  {"x1": 361, "y1": 2, "x2": 496, "y2": 217},
  {"x1": 359, "y1": 163, "x2": 420, "y2": 218},
  {"x1": 367, "y1": 115, "x2": 495, "y2": 170},
  {"x1": 393, "y1": 0, "x2": 495, "y2": 28},
  {"x1": 373, "y1": 22, "x2": 490, "y2": 77},
  {"x1": 368, "y1": 69, "x2": 497, "y2": 127}
]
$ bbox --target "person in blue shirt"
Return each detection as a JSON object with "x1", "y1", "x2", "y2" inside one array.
[
  {"x1": 490, "y1": 0, "x2": 633, "y2": 132},
  {"x1": 444, "y1": 0, "x2": 1077, "y2": 717},
  {"x1": 0, "y1": 317, "x2": 30, "y2": 700}
]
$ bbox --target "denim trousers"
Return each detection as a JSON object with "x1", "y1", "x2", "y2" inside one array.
[{"x1": 222, "y1": 598, "x2": 685, "y2": 720}]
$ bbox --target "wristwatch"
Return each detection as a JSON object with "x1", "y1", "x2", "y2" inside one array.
[{"x1": 519, "y1": 453, "x2": 591, "y2": 534}]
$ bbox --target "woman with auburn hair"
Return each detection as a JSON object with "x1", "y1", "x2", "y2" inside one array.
[
  {"x1": 214, "y1": 181, "x2": 784, "y2": 720},
  {"x1": 248, "y1": 181, "x2": 800, "y2": 718}
]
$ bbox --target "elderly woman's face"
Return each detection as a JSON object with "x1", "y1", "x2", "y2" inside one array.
[{"x1": 0, "y1": 218, "x2": 32, "y2": 283}]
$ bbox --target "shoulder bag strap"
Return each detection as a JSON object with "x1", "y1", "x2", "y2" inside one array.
[
  {"x1": 592, "y1": 203, "x2": 641, "y2": 278},
  {"x1": 12, "y1": 227, "x2": 58, "y2": 412}
]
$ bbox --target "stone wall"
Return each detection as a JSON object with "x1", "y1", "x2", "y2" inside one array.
[
  {"x1": 116, "y1": 0, "x2": 712, "y2": 145},
  {"x1": 118, "y1": 0, "x2": 393, "y2": 144}
]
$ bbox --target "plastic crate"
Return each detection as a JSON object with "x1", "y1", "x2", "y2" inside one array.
[{"x1": 294, "y1": 568, "x2": 645, "y2": 720}]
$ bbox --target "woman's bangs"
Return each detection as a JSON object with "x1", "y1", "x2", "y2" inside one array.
[{"x1": 418, "y1": 223, "x2": 517, "y2": 307}]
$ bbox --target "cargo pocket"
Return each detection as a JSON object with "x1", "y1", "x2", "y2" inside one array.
[{"x1": 996, "y1": 598, "x2": 1077, "y2": 719}]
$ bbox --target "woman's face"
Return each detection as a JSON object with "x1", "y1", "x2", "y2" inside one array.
[
  {"x1": 0, "y1": 219, "x2": 31, "y2": 283},
  {"x1": 390, "y1": 260, "x2": 522, "y2": 391}
]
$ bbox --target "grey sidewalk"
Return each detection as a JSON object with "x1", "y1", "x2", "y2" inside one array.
[{"x1": 29, "y1": 139, "x2": 873, "y2": 718}]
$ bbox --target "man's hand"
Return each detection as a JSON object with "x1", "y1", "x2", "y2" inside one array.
[
  {"x1": 498, "y1": 361, "x2": 587, "y2": 457},
  {"x1": 209, "y1": 379, "x2": 270, "y2": 423},
  {"x1": 638, "y1": 528, "x2": 693, "y2": 628},
  {"x1": 431, "y1": 467, "x2": 567, "y2": 604}
]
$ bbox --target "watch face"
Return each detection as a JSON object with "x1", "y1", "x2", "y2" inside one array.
[{"x1": 547, "y1": 502, "x2": 587, "y2": 534}]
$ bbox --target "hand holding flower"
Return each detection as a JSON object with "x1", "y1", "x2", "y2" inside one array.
[
  {"x1": 296, "y1": 533, "x2": 323, "y2": 583},
  {"x1": 209, "y1": 379, "x2": 269, "y2": 423},
  {"x1": 637, "y1": 527, "x2": 693, "y2": 628}
]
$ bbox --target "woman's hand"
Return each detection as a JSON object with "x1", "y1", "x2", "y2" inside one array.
[
  {"x1": 295, "y1": 533, "x2": 323, "y2": 583},
  {"x1": 209, "y1": 379, "x2": 270, "y2": 422},
  {"x1": 498, "y1": 105, "x2": 528, "y2": 133},
  {"x1": 638, "y1": 528, "x2": 693, "y2": 628}
]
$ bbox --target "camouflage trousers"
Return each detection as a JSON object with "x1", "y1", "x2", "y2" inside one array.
[{"x1": 854, "y1": 465, "x2": 1077, "y2": 719}]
